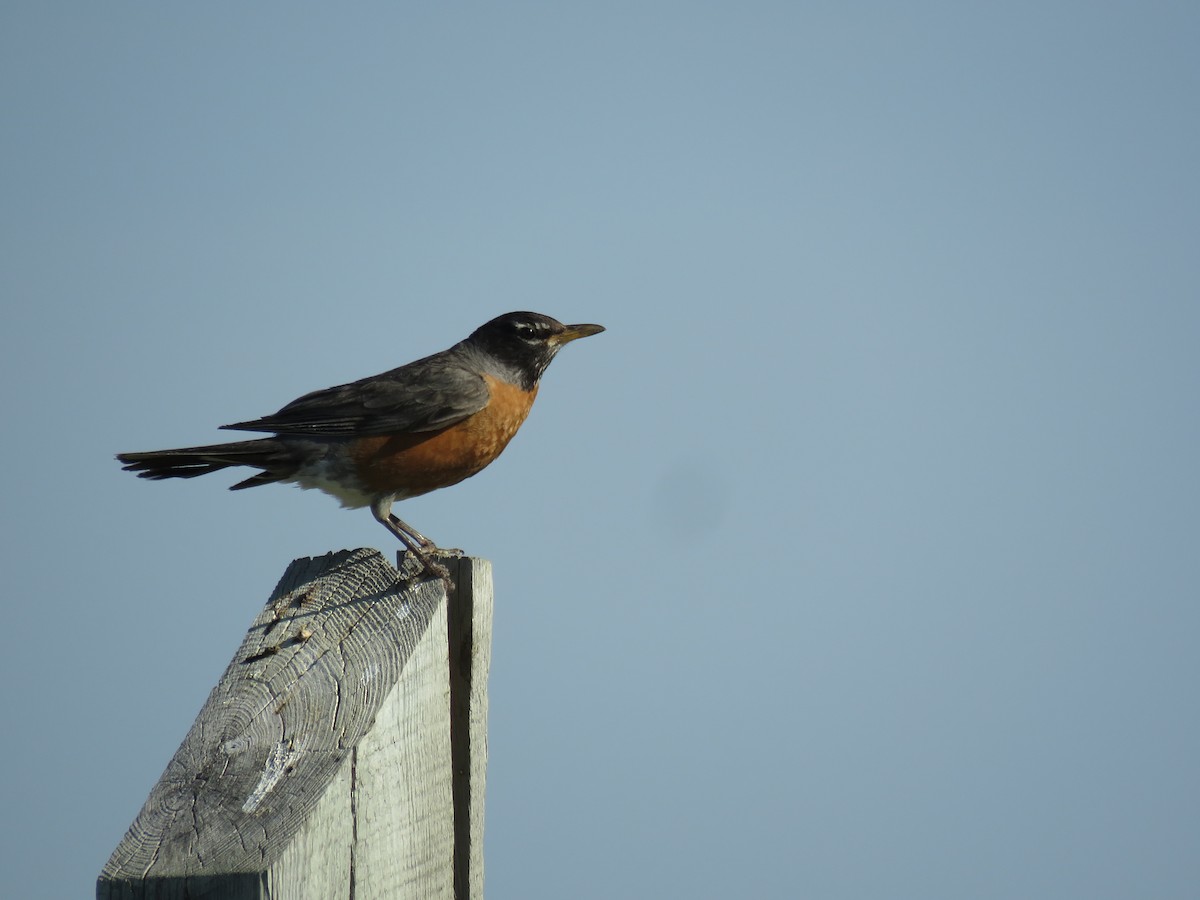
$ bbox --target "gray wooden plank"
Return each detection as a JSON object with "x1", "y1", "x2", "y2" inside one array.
[
  {"x1": 448, "y1": 556, "x2": 494, "y2": 900},
  {"x1": 98, "y1": 548, "x2": 455, "y2": 895},
  {"x1": 353, "y1": 592, "x2": 455, "y2": 897},
  {"x1": 264, "y1": 747, "x2": 354, "y2": 899}
]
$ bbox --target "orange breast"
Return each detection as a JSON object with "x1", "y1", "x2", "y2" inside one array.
[{"x1": 350, "y1": 376, "x2": 538, "y2": 497}]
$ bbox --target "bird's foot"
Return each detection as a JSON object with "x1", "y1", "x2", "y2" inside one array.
[{"x1": 397, "y1": 547, "x2": 457, "y2": 588}]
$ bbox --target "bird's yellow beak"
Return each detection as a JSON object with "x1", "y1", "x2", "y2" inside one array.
[{"x1": 553, "y1": 323, "x2": 606, "y2": 346}]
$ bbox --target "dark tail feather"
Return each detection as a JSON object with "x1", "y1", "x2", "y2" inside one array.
[{"x1": 116, "y1": 438, "x2": 294, "y2": 488}]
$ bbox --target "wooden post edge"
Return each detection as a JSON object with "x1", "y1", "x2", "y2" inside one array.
[{"x1": 97, "y1": 548, "x2": 493, "y2": 900}]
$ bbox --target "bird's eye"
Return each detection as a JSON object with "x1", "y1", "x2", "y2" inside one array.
[{"x1": 514, "y1": 322, "x2": 539, "y2": 339}]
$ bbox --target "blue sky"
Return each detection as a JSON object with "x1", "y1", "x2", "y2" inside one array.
[{"x1": 3, "y1": 3, "x2": 1199, "y2": 897}]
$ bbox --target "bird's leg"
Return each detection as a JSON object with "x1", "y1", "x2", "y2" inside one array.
[
  {"x1": 387, "y1": 514, "x2": 436, "y2": 550},
  {"x1": 370, "y1": 498, "x2": 450, "y2": 581}
]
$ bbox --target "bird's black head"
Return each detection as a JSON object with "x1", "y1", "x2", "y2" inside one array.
[{"x1": 467, "y1": 311, "x2": 604, "y2": 389}]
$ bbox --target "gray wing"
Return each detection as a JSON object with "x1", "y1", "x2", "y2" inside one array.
[{"x1": 220, "y1": 354, "x2": 490, "y2": 437}]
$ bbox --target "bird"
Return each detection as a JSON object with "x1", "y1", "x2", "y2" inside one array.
[{"x1": 118, "y1": 311, "x2": 604, "y2": 577}]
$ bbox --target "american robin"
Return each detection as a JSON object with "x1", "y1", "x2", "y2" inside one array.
[{"x1": 118, "y1": 311, "x2": 604, "y2": 577}]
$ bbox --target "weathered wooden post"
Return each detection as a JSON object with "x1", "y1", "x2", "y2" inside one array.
[{"x1": 97, "y1": 548, "x2": 492, "y2": 900}]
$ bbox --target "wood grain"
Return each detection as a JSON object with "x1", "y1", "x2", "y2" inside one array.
[{"x1": 97, "y1": 548, "x2": 492, "y2": 900}]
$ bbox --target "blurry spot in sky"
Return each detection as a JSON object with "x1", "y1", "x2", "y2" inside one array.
[{"x1": 651, "y1": 457, "x2": 732, "y2": 542}]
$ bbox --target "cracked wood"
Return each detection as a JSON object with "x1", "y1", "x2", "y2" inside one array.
[{"x1": 97, "y1": 549, "x2": 492, "y2": 900}]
